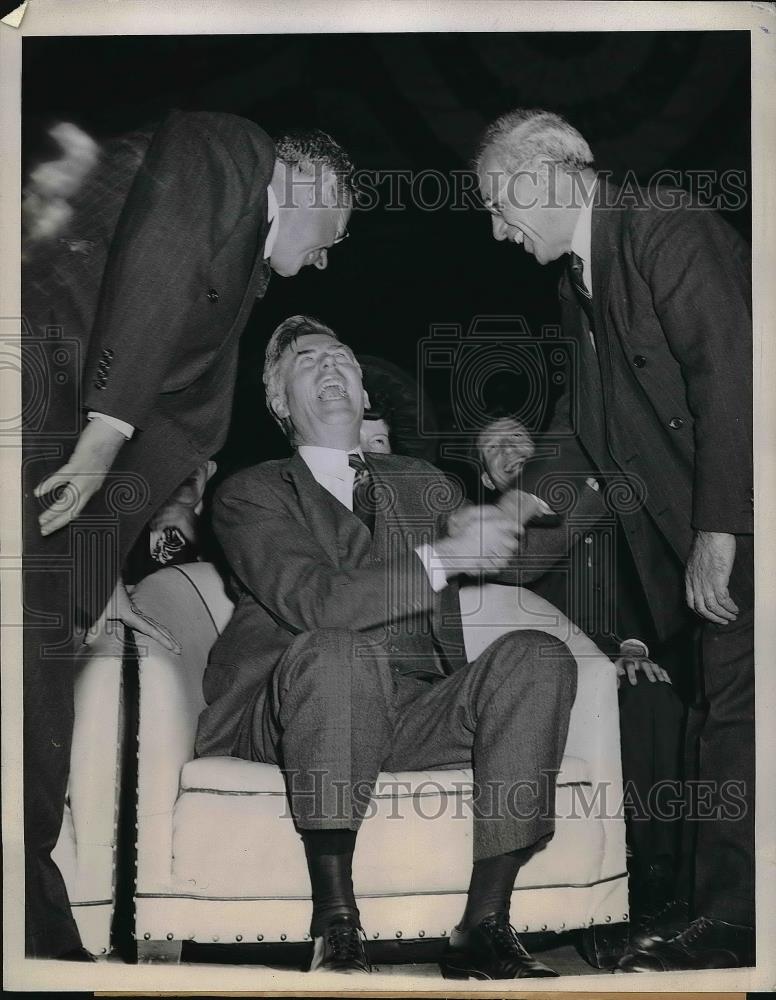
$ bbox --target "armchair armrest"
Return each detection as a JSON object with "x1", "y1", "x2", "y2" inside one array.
[
  {"x1": 50, "y1": 628, "x2": 125, "y2": 955},
  {"x1": 131, "y1": 564, "x2": 233, "y2": 892},
  {"x1": 459, "y1": 582, "x2": 625, "y2": 879}
]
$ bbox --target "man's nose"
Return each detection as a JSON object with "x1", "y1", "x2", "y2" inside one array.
[
  {"x1": 313, "y1": 249, "x2": 328, "y2": 270},
  {"x1": 491, "y1": 216, "x2": 508, "y2": 241}
]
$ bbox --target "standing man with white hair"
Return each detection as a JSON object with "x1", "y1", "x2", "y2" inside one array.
[{"x1": 474, "y1": 109, "x2": 753, "y2": 971}]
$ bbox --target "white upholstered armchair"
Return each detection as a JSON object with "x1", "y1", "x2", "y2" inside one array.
[
  {"x1": 128, "y1": 562, "x2": 628, "y2": 962},
  {"x1": 52, "y1": 629, "x2": 126, "y2": 957}
]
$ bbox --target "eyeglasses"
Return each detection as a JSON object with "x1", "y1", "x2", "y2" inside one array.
[{"x1": 333, "y1": 228, "x2": 350, "y2": 246}]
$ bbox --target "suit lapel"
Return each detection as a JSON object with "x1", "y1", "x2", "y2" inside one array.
[
  {"x1": 282, "y1": 452, "x2": 372, "y2": 568},
  {"x1": 590, "y1": 181, "x2": 619, "y2": 383}
]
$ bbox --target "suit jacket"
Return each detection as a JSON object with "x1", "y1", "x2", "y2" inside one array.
[
  {"x1": 22, "y1": 110, "x2": 275, "y2": 575},
  {"x1": 196, "y1": 452, "x2": 468, "y2": 758},
  {"x1": 521, "y1": 181, "x2": 752, "y2": 639}
]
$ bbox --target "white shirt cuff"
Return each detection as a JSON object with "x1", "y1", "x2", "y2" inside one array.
[
  {"x1": 87, "y1": 411, "x2": 135, "y2": 440},
  {"x1": 415, "y1": 542, "x2": 449, "y2": 592},
  {"x1": 528, "y1": 493, "x2": 555, "y2": 515}
]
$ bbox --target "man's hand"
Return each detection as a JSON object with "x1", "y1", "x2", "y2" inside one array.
[
  {"x1": 35, "y1": 418, "x2": 126, "y2": 536},
  {"x1": 497, "y1": 487, "x2": 560, "y2": 529},
  {"x1": 435, "y1": 504, "x2": 521, "y2": 577},
  {"x1": 615, "y1": 653, "x2": 672, "y2": 689},
  {"x1": 84, "y1": 579, "x2": 181, "y2": 654},
  {"x1": 685, "y1": 530, "x2": 738, "y2": 625}
]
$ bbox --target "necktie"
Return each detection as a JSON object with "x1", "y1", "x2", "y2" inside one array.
[
  {"x1": 348, "y1": 454, "x2": 375, "y2": 535},
  {"x1": 568, "y1": 252, "x2": 595, "y2": 328}
]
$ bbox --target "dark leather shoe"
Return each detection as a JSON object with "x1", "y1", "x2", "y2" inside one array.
[
  {"x1": 308, "y1": 916, "x2": 371, "y2": 974},
  {"x1": 628, "y1": 895, "x2": 689, "y2": 952},
  {"x1": 59, "y1": 946, "x2": 97, "y2": 962},
  {"x1": 576, "y1": 922, "x2": 630, "y2": 969},
  {"x1": 440, "y1": 913, "x2": 558, "y2": 979},
  {"x1": 615, "y1": 916, "x2": 755, "y2": 972}
]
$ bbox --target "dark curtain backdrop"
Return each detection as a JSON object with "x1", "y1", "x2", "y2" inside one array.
[{"x1": 22, "y1": 31, "x2": 751, "y2": 492}]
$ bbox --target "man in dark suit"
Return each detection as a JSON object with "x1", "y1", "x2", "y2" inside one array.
[
  {"x1": 475, "y1": 414, "x2": 685, "y2": 962},
  {"x1": 475, "y1": 109, "x2": 753, "y2": 970},
  {"x1": 22, "y1": 112, "x2": 353, "y2": 958},
  {"x1": 196, "y1": 315, "x2": 577, "y2": 979}
]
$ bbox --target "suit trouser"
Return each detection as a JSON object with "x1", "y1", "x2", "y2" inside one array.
[
  {"x1": 22, "y1": 432, "x2": 197, "y2": 956},
  {"x1": 618, "y1": 674, "x2": 684, "y2": 874},
  {"x1": 242, "y1": 627, "x2": 577, "y2": 862},
  {"x1": 688, "y1": 535, "x2": 754, "y2": 926}
]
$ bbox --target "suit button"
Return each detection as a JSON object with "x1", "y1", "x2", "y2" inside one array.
[
  {"x1": 668, "y1": 417, "x2": 684, "y2": 430},
  {"x1": 207, "y1": 288, "x2": 219, "y2": 303},
  {"x1": 633, "y1": 355, "x2": 646, "y2": 368}
]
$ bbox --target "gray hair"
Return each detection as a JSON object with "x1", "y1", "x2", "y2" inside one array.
[
  {"x1": 475, "y1": 108, "x2": 594, "y2": 177},
  {"x1": 273, "y1": 128, "x2": 355, "y2": 205},
  {"x1": 263, "y1": 314, "x2": 342, "y2": 440}
]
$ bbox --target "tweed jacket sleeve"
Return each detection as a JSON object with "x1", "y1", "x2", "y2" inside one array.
[
  {"x1": 83, "y1": 110, "x2": 274, "y2": 429},
  {"x1": 212, "y1": 462, "x2": 441, "y2": 635},
  {"x1": 633, "y1": 207, "x2": 753, "y2": 534}
]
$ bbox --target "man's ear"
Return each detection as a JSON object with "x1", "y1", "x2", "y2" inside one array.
[
  {"x1": 481, "y1": 470, "x2": 496, "y2": 492},
  {"x1": 271, "y1": 394, "x2": 290, "y2": 420},
  {"x1": 362, "y1": 388, "x2": 371, "y2": 411}
]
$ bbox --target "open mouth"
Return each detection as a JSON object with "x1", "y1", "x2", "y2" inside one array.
[{"x1": 318, "y1": 379, "x2": 347, "y2": 400}]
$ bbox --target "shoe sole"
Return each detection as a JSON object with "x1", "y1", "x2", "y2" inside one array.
[{"x1": 440, "y1": 960, "x2": 557, "y2": 980}]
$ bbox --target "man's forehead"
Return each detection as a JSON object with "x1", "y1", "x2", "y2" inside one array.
[
  {"x1": 480, "y1": 420, "x2": 526, "y2": 445},
  {"x1": 478, "y1": 150, "x2": 507, "y2": 200},
  {"x1": 293, "y1": 332, "x2": 343, "y2": 353},
  {"x1": 289, "y1": 332, "x2": 358, "y2": 363}
]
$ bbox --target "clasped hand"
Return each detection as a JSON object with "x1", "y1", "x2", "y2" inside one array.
[{"x1": 436, "y1": 503, "x2": 521, "y2": 576}]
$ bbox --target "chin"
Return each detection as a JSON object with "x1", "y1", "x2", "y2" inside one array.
[{"x1": 268, "y1": 257, "x2": 300, "y2": 278}]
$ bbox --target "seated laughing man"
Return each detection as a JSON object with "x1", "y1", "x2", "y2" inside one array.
[{"x1": 195, "y1": 315, "x2": 577, "y2": 979}]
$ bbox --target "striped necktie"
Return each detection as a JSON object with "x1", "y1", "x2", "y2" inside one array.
[
  {"x1": 348, "y1": 453, "x2": 375, "y2": 535},
  {"x1": 568, "y1": 251, "x2": 594, "y2": 328}
]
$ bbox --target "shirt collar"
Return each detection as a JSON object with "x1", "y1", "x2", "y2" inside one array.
[
  {"x1": 569, "y1": 177, "x2": 597, "y2": 291},
  {"x1": 263, "y1": 184, "x2": 279, "y2": 259},
  {"x1": 298, "y1": 445, "x2": 365, "y2": 479}
]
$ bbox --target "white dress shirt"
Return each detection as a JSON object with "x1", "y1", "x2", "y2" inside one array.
[
  {"x1": 299, "y1": 445, "x2": 448, "y2": 593},
  {"x1": 89, "y1": 183, "x2": 279, "y2": 441},
  {"x1": 298, "y1": 445, "x2": 358, "y2": 511},
  {"x1": 569, "y1": 178, "x2": 597, "y2": 354},
  {"x1": 569, "y1": 178, "x2": 596, "y2": 294}
]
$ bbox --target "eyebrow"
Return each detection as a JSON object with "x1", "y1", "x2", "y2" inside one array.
[{"x1": 294, "y1": 343, "x2": 352, "y2": 358}]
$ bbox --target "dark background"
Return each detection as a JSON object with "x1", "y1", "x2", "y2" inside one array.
[{"x1": 22, "y1": 31, "x2": 751, "y2": 493}]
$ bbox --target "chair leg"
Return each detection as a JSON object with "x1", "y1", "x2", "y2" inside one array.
[{"x1": 136, "y1": 939, "x2": 183, "y2": 964}]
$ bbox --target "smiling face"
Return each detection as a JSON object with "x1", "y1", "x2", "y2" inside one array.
[
  {"x1": 478, "y1": 149, "x2": 578, "y2": 265},
  {"x1": 360, "y1": 416, "x2": 392, "y2": 454},
  {"x1": 271, "y1": 332, "x2": 368, "y2": 449},
  {"x1": 478, "y1": 417, "x2": 536, "y2": 494},
  {"x1": 269, "y1": 164, "x2": 352, "y2": 277}
]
